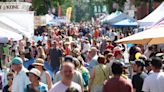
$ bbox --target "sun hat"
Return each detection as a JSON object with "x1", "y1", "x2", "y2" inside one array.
[
  {"x1": 26, "y1": 68, "x2": 41, "y2": 78},
  {"x1": 11, "y1": 57, "x2": 23, "y2": 65},
  {"x1": 33, "y1": 58, "x2": 44, "y2": 66}
]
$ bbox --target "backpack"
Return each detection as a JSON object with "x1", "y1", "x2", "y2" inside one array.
[{"x1": 81, "y1": 69, "x2": 89, "y2": 87}]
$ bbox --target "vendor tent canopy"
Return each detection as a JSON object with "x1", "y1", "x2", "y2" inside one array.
[
  {"x1": 0, "y1": 16, "x2": 30, "y2": 38},
  {"x1": 111, "y1": 19, "x2": 138, "y2": 27},
  {"x1": 101, "y1": 11, "x2": 135, "y2": 25},
  {"x1": 115, "y1": 24, "x2": 164, "y2": 44},
  {"x1": 152, "y1": 19, "x2": 164, "y2": 27},
  {"x1": 0, "y1": 37, "x2": 8, "y2": 43},
  {"x1": 47, "y1": 17, "x2": 69, "y2": 26},
  {"x1": 100, "y1": 11, "x2": 122, "y2": 24},
  {"x1": 0, "y1": 11, "x2": 34, "y2": 39},
  {"x1": 0, "y1": 27, "x2": 23, "y2": 41},
  {"x1": 138, "y1": 1, "x2": 164, "y2": 27},
  {"x1": 108, "y1": 13, "x2": 135, "y2": 24}
]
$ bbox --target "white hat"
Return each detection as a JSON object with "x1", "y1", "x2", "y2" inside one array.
[{"x1": 27, "y1": 68, "x2": 41, "y2": 78}]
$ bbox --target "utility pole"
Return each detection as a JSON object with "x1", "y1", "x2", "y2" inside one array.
[
  {"x1": 149, "y1": 0, "x2": 154, "y2": 13},
  {"x1": 89, "y1": 0, "x2": 94, "y2": 19}
]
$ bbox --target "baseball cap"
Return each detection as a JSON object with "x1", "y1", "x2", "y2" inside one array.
[
  {"x1": 113, "y1": 49, "x2": 123, "y2": 57},
  {"x1": 11, "y1": 57, "x2": 23, "y2": 65},
  {"x1": 134, "y1": 59, "x2": 145, "y2": 67}
]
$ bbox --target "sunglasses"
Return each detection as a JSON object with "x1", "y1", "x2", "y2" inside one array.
[
  {"x1": 7, "y1": 77, "x2": 13, "y2": 81},
  {"x1": 34, "y1": 65, "x2": 42, "y2": 67}
]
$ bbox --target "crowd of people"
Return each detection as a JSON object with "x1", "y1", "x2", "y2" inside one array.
[{"x1": 0, "y1": 22, "x2": 164, "y2": 92}]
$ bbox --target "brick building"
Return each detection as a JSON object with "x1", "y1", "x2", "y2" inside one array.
[{"x1": 132, "y1": 0, "x2": 161, "y2": 19}]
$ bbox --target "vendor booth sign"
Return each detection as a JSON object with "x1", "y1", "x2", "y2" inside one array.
[{"x1": 0, "y1": 2, "x2": 31, "y2": 11}]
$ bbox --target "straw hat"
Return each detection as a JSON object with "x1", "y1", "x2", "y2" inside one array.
[
  {"x1": 26, "y1": 68, "x2": 41, "y2": 78},
  {"x1": 33, "y1": 58, "x2": 44, "y2": 66}
]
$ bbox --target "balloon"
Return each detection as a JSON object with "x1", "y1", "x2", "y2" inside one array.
[{"x1": 135, "y1": 52, "x2": 141, "y2": 60}]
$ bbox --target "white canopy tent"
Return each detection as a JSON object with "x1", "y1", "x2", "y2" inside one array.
[
  {"x1": 0, "y1": 27, "x2": 23, "y2": 42},
  {"x1": 138, "y1": 1, "x2": 164, "y2": 28},
  {"x1": 111, "y1": 18, "x2": 138, "y2": 27},
  {"x1": 0, "y1": 16, "x2": 31, "y2": 37},
  {"x1": 101, "y1": 11, "x2": 136, "y2": 25},
  {"x1": 0, "y1": 2, "x2": 34, "y2": 39},
  {"x1": 100, "y1": 11, "x2": 122, "y2": 23},
  {"x1": 0, "y1": 11, "x2": 34, "y2": 39}
]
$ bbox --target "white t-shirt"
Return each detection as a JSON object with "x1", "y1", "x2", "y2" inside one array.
[
  {"x1": 49, "y1": 81, "x2": 82, "y2": 92},
  {"x1": 54, "y1": 70, "x2": 84, "y2": 88},
  {"x1": 12, "y1": 67, "x2": 30, "y2": 92},
  {"x1": 81, "y1": 43, "x2": 91, "y2": 53},
  {"x1": 142, "y1": 72, "x2": 164, "y2": 92}
]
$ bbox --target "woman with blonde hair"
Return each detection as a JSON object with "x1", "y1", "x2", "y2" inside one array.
[{"x1": 37, "y1": 46, "x2": 46, "y2": 60}]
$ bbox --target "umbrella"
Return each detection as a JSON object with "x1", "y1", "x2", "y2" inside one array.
[{"x1": 115, "y1": 25, "x2": 164, "y2": 44}]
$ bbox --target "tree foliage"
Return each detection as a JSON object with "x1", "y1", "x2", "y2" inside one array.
[
  {"x1": 31, "y1": 0, "x2": 163, "y2": 20},
  {"x1": 32, "y1": 0, "x2": 52, "y2": 15}
]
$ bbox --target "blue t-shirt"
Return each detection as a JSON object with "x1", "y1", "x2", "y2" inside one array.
[
  {"x1": 23, "y1": 58, "x2": 35, "y2": 69},
  {"x1": 26, "y1": 83, "x2": 48, "y2": 92}
]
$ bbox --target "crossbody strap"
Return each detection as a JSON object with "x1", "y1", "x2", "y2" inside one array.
[{"x1": 99, "y1": 65, "x2": 108, "y2": 79}]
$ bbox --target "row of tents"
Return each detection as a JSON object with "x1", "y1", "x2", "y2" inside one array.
[
  {"x1": 100, "y1": 11, "x2": 138, "y2": 28},
  {"x1": 1, "y1": 1, "x2": 164, "y2": 44},
  {"x1": 100, "y1": 1, "x2": 164, "y2": 29},
  {"x1": 99, "y1": 1, "x2": 164, "y2": 45},
  {"x1": 116, "y1": 1, "x2": 164, "y2": 45}
]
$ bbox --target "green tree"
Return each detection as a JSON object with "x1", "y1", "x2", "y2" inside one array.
[
  {"x1": 103, "y1": 0, "x2": 126, "y2": 13},
  {"x1": 32, "y1": 0, "x2": 52, "y2": 15}
]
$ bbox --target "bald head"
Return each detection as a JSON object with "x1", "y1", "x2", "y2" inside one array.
[
  {"x1": 60, "y1": 62, "x2": 75, "y2": 81},
  {"x1": 61, "y1": 62, "x2": 75, "y2": 71}
]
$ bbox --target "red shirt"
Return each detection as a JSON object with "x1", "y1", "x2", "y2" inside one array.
[
  {"x1": 103, "y1": 77, "x2": 133, "y2": 92},
  {"x1": 65, "y1": 47, "x2": 70, "y2": 55},
  {"x1": 105, "y1": 45, "x2": 114, "y2": 50}
]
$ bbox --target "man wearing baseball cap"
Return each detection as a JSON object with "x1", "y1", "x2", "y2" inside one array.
[
  {"x1": 132, "y1": 59, "x2": 148, "y2": 92},
  {"x1": 11, "y1": 57, "x2": 30, "y2": 92},
  {"x1": 113, "y1": 49, "x2": 124, "y2": 63}
]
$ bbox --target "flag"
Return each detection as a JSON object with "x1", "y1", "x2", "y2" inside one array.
[{"x1": 66, "y1": 7, "x2": 72, "y2": 21}]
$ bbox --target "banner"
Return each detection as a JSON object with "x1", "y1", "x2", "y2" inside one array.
[
  {"x1": 58, "y1": 6, "x2": 62, "y2": 17},
  {"x1": 66, "y1": 7, "x2": 72, "y2": 21},
  {"x1": 0, "y1": 2, "x2": 31, "y2": 11},
  {"x1": 34, "y1": 16, "x2": 46, "y2": 27}
]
